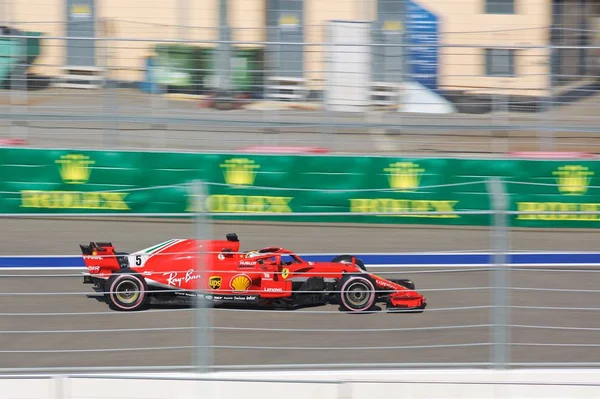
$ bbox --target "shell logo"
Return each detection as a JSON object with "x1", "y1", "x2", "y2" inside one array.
[{"x1": 230, "y1": 274, "x2": 251, "y2": 292}]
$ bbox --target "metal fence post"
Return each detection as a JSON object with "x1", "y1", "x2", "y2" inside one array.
[
  {"x1": 324, "y1": 23, "x2": 333, "y2": 148},
  {"x1": 541, "y1": 43, "x2": 555, "y2": 151},
  {"x1": 102, "y1": 34, "x2": 119, "y2": 148},
  {"x1": 9, "y1": 29, "x2": 29, "y2": 141},
  {"x1": 192, "y1": 179, "x2": 213, "y2": 373},
  {"x1": 487, "y1": 177, "x2": 510, "y2": 369},
  {"x1": 177, "y1": 0, "x2": 189, "y2": 40},
  {"x1": 216, "y1": 0, "x2": 232, "y2": 93}
]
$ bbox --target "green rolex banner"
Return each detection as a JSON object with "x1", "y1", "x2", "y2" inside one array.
[
  {"x1": 19, "y1": 153, "x2": 130, "y2": 211},
  {"x1": 181, "y1": 154, "x2": 492, "y2": 225},
  {"x1": 507, "y1": 162, "x2": 600, "y2": 227},
  {"x1": 0, "y1": 150, "x2": 142, "y2": 213},
  {"x1": 0, "y1": 148, "x2": 599, "y2": 228}
]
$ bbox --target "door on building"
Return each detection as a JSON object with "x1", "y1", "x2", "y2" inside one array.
[
  {"x1": 551, "y1": 0, "x2": 590, "y2": 86},
  {"x1": 66, "y1": 0, "x2": 96, "y2": 67},
  {"x1": 266, "y1": 0, "x2": 304, "y2": 78},
  {"x1": 374, "y1": 0, "x2": 404, "y2": 83}
]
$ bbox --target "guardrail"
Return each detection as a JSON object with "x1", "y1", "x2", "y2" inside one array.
[{"x1": 2, "y1": 369, "x2": 600, "y2": 399}]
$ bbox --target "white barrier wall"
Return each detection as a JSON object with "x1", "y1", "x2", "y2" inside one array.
[
  {"x1": 1, "y1": 378, "x2": 55, "y2": 399},
  {"x1": 2, "y1": 369, "x2": 600, "y2": 399},
  {"x1": 67, "y1": 378, "x2": 340, "y2": 399}
]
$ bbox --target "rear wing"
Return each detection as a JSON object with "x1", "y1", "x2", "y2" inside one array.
[
  {"x1": 80, "y1": 241, "x2": 127, "y2": 271},
  {"x1": 80, "y1": 241, "x2": 115, "y2": 256}
]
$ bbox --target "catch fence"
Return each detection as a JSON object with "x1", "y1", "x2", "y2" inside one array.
[
  {"x1": 1, "y1": 21, "x2": 600, "y2": 153},
  {"x1": 0, "y1": 179, "x2": 598, "y2": 374}
]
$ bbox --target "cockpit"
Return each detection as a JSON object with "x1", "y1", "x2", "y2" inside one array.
[
  {"x1": 244, "y1": 248, "x2": 305, "y2": 265},
  {"x1": 245, "y1": 250, "x2": 261, "y2": 258}
]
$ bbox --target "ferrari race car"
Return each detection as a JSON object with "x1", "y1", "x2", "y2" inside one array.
[{"x1": 80, "y1": 233, "x2": 427, "y2": 313}]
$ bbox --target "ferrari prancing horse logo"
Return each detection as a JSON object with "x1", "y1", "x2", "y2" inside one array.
[
  {"x1": 281, "y1": 268, "x2": 289, "y2": 279},
  {"x1": 209, "y1": 276, "x2": 222, "y2": 290}
]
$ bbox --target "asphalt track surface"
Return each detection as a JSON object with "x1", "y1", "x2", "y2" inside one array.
[
  {"x1": 1, "y1": 90, "x2": 600, "y2": 373},
  {"x1": 0, "y1": 218, "x2": 599, "y2": 372}
]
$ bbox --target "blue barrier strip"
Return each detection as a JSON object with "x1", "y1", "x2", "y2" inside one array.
[
  {"x1": 0, "y1": 257, "x2": 85, "y2": 268},
  {"x1": 1, "y1": 253, "x2": 600, "y2": 269},
  {"x1": 300, "y1": 254, "x2": 492, "y2": 265},
  {"x1": 511, "y1": 253, "x2": 600, "y2": 265}
]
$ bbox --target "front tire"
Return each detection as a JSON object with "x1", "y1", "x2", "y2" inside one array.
[
  {"x1": 336, "y1": 275, "x2": 376, "y2": 312},
  {"x1": 105, "y1": 271, "x2": 148, "y2": 311}
]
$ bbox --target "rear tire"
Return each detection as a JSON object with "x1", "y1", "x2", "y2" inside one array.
[
  {"x1": 331, "y1": 255, "x2": 367, "y2": 271},
  {"x1": 105, "y1": 271, "x2": 148, "y2": 311},
  {"x1": 336, "y1": 275, "x2": 376, "y2": 312}
]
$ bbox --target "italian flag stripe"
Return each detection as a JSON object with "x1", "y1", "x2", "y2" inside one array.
[{"x1": 144, "y1": 239, "x2": 178, "y2": 254}]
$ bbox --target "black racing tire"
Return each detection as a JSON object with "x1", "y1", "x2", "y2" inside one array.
[
  {"x1": 336, "y1": 274, "x2": 376, "y2": 312},
  {"x1": 105, "y1": 270, "x2": 148, "y2": 311},
  {"x1": 390, "y1": 279, "x2": 415, "y2": 290},
  {"x1": 331, "y1": 255, "x2": 367, "y2": 271}
]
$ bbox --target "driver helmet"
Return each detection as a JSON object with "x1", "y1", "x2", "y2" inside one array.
[{"x1": 245, "y1": 250, "x2": 260, "y2": 258}]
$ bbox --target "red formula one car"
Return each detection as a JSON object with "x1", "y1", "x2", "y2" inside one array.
[{"x1": 80, "y1": 233, "x2": 427, "y2": 313}]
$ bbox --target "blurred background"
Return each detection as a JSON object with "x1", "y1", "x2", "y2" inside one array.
[
  {"x1": 1, "y1": 1, "x2": 600, "y2": 391},
  {"x1": 2, "y1": 0, "x2": 600, "y2": 154}
]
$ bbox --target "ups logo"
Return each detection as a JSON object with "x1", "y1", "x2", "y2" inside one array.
[{"x1": 209, "y1": 276, "x2": 222, "y2": 290}]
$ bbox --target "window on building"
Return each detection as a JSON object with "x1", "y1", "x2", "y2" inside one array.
[
  {"x1": 485, "y1": 49, "x2": 516, "y2": 77},
  {"x1": 485, "y1": 0, "x2": 515, "y2": 14}
]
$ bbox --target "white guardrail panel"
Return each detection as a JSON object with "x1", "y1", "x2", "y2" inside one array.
[
  {"x1": 2, "y1": 369, "x2": 600, "y2": 399},
  {"x1": 67, "y1": 378, "x2": 340, "y2": 399},
  {"x1": 0, "y1": 378, "x2": 55, "y2": 399}
]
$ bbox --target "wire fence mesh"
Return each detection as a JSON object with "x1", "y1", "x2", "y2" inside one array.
[
  {"x1": 1, "y1": 0, "x2": 600, "y2": 375},
  {"x1": 1, "y1": 13, "x2": 600, "y2": 153},
  {"x1": 0, "y1": 179, "x2": 598, "y2": 374}
]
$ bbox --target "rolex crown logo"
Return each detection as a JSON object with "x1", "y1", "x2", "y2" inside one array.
[
  {"x1": 220, "y1": 158, "x2": 260, "y2": 187},
  {"x1": 55, "y1": 154, "x2": 95, "y2": 184},
  {"x1": 553, "y1": 165, "x2": 594, "y2": 195},
  {"x1": 384, "y1": 162, "x2": 425, "y2": 192}
]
